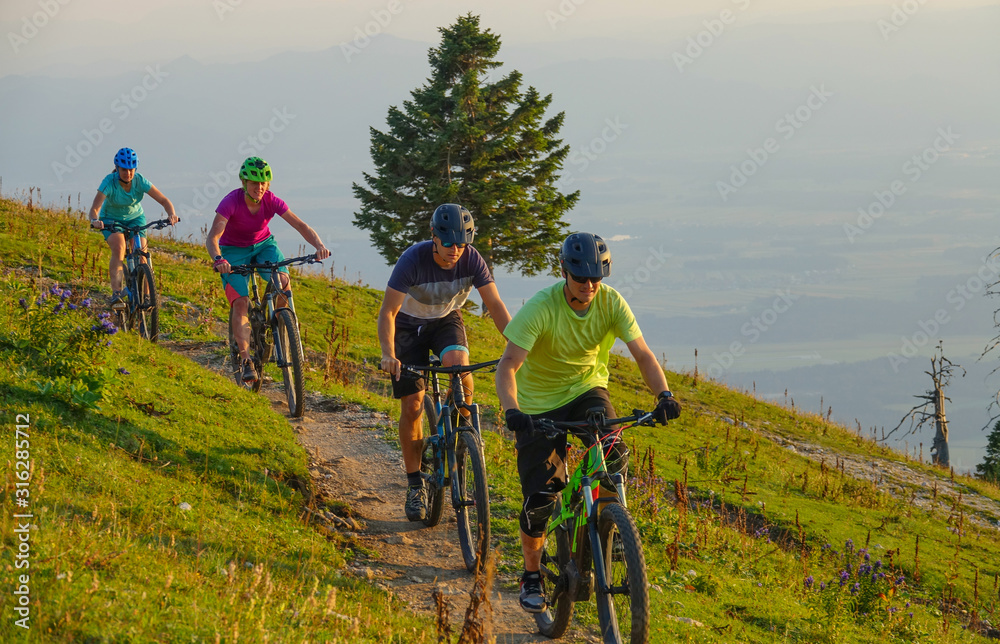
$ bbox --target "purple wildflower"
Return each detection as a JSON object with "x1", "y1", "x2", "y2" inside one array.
[
  {"x1": 60, "y1": 289, "x2": 71, "y2": 299},
  {"x1": 81, "y1": 298, "x2": 92, "y2": 308},
  {"x1": 67, "y1": 303, "x2": 77, "y2": 310},
  {"x1": 19, "y1": 298, "x2": 28, "y2": 310},
  {"x1": 118, "y1": 368, "x2": 130, "y2": 375},
  {"x1": 49, "y1": 284, "x2": 61, "y2": 296},
  {"x1": 850, "y1": 582, "x2": 860, "y2": 595},
  {"x1": 819, "y1": 582, "x2": 826, "y2": 590},
  {"x1": 804, "y1": 576, "x2": 814, "y2": 589}
]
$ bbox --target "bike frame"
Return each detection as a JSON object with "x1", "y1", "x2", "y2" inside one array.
[{"x1": 543, "y1": 410, "x2": 653, "y2": 599}]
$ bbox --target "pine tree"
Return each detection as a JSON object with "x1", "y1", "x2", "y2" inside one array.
[
  {"x1": 977, "y1": 420, "x2": 1000, "y2": 484},
  {"x1": 352, "y1": 14, "x2": 578, "y2": 275}
]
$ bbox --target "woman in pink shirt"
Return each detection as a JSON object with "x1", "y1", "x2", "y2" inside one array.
[{"x1": 206, "y1": 157, "x2": 330, "y2": 383}]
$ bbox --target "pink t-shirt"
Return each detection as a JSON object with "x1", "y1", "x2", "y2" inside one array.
[{"x1": 216, "y1": 189, "x2": 289, "y2": 247}]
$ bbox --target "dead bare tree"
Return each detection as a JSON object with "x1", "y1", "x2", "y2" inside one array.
[{"x1": 883, "y1": 341, "x2": 964, "y2": 468}]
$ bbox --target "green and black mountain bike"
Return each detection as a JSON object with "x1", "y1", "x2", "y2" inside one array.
[{"x1": 533, "y1": 407, "x2": 659, "y2": 644}]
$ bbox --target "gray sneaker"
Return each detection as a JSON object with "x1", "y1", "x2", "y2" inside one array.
[
  {"x1": 405, "y1": 483, "x2": 427, "y2": 522},
  {"x1": 519, "y1": 571, "x2": 546, "y2": 613}
]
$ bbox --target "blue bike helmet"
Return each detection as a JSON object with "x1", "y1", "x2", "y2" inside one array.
[
  {"x1": 559, "y1": 232, "x2": 612, "y2": 279},
  {"x1": 114, "y1": 147, "x2": 138, "y2": 169},
  {"x1": 430, "y1": 204, "x2": 475, "y2": 245}
]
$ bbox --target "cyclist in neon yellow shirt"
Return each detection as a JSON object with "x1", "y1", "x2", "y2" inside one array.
[{"x1": 495, "y1": 232, "x2": 681, "y2": 613}]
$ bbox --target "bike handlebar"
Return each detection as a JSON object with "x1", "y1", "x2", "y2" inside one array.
[
  {"x1": 398, "y1": 358, "x2": 501, "y2": 379},
  {"x1": 98, "y1": 218, "x2": 177, "y2": 234},
  {"x1": 226, "y1": 254, "x2": 322, "y2": 276},
  {"x1": 534, "y1": 409, "x2": 658, "y2": 441}
]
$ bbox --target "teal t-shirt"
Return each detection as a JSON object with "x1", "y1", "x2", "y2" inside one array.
[
  {"x1": 503, "y1": 282, "x2": 643, "y2": 414},
  {"x1": 98, "y1": 172, "x2": 153, "y2": 221}
]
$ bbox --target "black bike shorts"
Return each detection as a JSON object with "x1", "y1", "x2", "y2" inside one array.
[
  {"x1": 391, "y1": 310, "x2": 469, "y2": 399},
  {"x1": 515, "y1": 387, "x2": 621, "y2": 500}
]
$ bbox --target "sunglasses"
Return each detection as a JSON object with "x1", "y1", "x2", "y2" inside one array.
[
  {"x1": 438, "y1": 240, "x2": 467, "y2": 249},
  {"x1": 569, "y1": 273, "x2": 602, "y2": 285}
]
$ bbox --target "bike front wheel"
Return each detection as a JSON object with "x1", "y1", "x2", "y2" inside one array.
[
  {"x1": 273, "y1": 308, "x2": 305, "y2": 417},
  {"x1": 455, "y1": 430, "x2": 490, "y2": 572},
  {"x1": 595, "y1": 503, "x2": 650, "y2": 644},
  {"x1": 133, "y1": 264, "x2": 159, "y2": 341}
]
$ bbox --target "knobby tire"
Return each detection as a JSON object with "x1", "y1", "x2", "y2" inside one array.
[
  {"x1": 134, "y1": 264, "x2": 158, "y2": 342},
  {"x1": 421, "y1": 395, "x2": 445, "y2": 527},
  {"x1": 595, "y1": 503, "x2": 650, "y2": 644},
  {"x1": 455, "y1": 431, "x2": 490, "y2": 572},
  {"x1": 229, "y1": 307, "x2": 262, "y2": 393},
  {"x1": 273, "y1": 308, "x2": 304, "y2": 418},
  {"x1": 533, "y1": 504, "x2": 575, "y2": 638}
]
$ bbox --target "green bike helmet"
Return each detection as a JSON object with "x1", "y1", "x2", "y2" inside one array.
[{"x1": 239, "y1": 157, "x2": 273, "y2": 182}]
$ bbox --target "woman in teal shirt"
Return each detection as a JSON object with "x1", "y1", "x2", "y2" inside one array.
[{"x1": 88, "y1": 147, "x2": 178, "y2": 304}]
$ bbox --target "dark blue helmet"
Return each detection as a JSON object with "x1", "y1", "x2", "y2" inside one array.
[
  {"x1": 560, "y1": 233, "x2": 612, "y2": 279},
  {"x1": 114, "y1": 147, "x2": 138, "y2": 169},
  {"x1": 430, "y1": 204, "x2": 475, "y2": 245}
]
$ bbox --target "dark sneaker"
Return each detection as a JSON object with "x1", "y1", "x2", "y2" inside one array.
[
  {"x1": 519, "y1": 571, "x2": 546, "y2": 613},
  {"x1": 110, "y1": 291, "x2": 126, "y2": 309},
  {"x1": 240, "y1": 359, "x2": 258, "y2": 383},
  {"x1": 405, "y1": 483, "x2": 427, "y2": 522}
]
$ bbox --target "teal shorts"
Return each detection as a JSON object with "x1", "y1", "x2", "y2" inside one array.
[
  {"x1": 220, "y1": 236, "x2": 287, "y2": 304},
  {"x1": 100, "y1": 214, "x2": 147, "y2": 242}
]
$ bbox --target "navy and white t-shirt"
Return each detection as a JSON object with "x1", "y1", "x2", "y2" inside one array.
[{"x1": 387, "y1": 241, "x2": 493, "y2": 325}]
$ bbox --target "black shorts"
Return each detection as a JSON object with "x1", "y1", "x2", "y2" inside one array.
[
  {"x1": 516, "y1": 387, "x2": 620, "y2": 500},
  {"x1": 391, "y1": 310, "x2": 469, "y2": 399}
]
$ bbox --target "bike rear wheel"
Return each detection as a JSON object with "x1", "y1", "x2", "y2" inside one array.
[
  {"x1": 421, "y1": 396, "x2": 445, "y2": 527},
  {"x1": 455, "y1": 430, "x2": 490, "y2": 572},
  {"x1": 534, "y1": 505, "x2": 575, "y2": 638},
  {"x1": 273, "y1": 308, "x2": 305, "y2": 417},
  {"x1": 133, "y1": 264, "x2": 159, "y2": 341},
  {"x1": 595, "y1": 503, "x2": 650, "y2": 644},
  {"x1": 229, "y1": 307, "x2": 262, "y2": 393}
]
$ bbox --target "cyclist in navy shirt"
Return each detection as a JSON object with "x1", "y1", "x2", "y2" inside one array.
[{"x1": 379, "y1": 204, "x2": 511, "y2": 522}]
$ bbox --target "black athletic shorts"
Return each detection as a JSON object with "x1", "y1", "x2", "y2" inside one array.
[
  {"x1": 515, "y1": 387, "x2": 621, "y2": 500},
  {"x1": 391, "y1": 310, "x2": 469, "y2": 399}
]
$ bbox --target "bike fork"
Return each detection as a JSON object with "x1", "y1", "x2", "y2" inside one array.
[{"x1": 582, "y1": 476, "x2": 612, "y2": 595}]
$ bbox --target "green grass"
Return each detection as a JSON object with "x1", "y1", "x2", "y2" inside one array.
[{"x1": 3, "y1": 197, "x2": 1000, "y2": 642}]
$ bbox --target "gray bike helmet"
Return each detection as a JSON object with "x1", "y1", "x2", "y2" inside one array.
[
  {"x1": 430, "y1": 204, "x2": 475, "y2": 245},
  {"x1": 559, "y1": 232, "x2": 612, "y2": 279}
]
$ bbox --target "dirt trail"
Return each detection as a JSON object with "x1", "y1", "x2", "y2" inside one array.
[{"x1": 166, "y1": 340, "x2": 595, "y2": 643}]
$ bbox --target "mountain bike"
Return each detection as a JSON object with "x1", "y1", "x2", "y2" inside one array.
[
  {"x1": 226, "y1": 255, "x2": 319, "y2": 418},
  {"x1": 533, "y1": 407, "x2": 658, "y2": 644},
  {"x1": 99, "y1": 219, "x2": 173, "y2": 341},
  {"x1": 400, "y1": 357, "x2": 500, "y2": 572}
]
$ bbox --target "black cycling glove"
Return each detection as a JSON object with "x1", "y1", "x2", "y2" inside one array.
[
  {"x1": 505, "y1": 409, "x2": 534, "y2": 435},
  {"x1": 653, "y1": 391, "x2": 681, "y2": 425}
]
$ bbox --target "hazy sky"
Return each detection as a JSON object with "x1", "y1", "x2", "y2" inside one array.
[{"x1": 2, "y1": 0, "x2": 996, "y2": 76}]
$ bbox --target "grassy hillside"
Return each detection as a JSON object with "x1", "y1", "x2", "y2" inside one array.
[{"x1": 2, "y1": 197, "x2": 1000, "y2": 642}]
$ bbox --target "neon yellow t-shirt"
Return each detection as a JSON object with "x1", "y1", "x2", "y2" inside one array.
[{"x1": 504, "y1": 282, "x2": 642, "y2": 414}]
